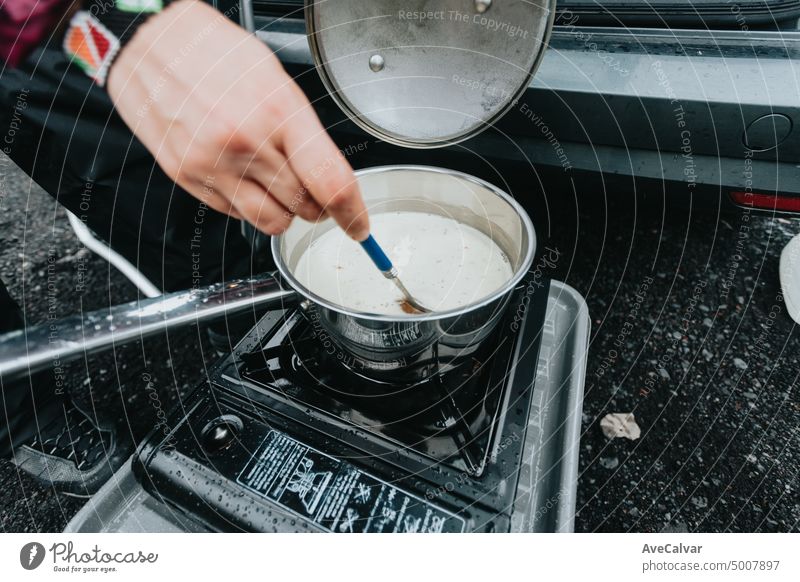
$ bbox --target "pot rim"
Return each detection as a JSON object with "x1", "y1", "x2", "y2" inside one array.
[{"x1": 271, "y1": 165, "x2": 536, "y2": 322}]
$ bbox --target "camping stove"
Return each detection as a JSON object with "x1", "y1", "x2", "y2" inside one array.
[{"x1": 69, "y1": 276, "x2": 589, "y2": 533}]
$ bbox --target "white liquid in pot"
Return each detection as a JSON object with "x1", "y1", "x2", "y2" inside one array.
[{"x1": 294, "y1": 211, "x2": 513, "y2": 316}]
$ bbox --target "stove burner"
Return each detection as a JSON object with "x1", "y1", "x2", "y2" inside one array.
[{"x1": 238, "y1": 311, "x2": 516, "y2": 476}]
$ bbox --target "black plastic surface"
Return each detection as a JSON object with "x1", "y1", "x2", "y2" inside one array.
[
  {"x1": 133, "y1": 276, "x2": 551, "y2": 532},
  {"x1": 251, "y1": 0, "x2": 800, "y2": 28}
]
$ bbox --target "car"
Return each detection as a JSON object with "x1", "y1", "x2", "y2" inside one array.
[{"x1": 241, "y1": 0, "x2": 800, "y2": 220}]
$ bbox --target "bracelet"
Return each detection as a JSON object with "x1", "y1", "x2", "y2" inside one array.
[{"x1": 63, "y1": 1, "x2": 172, "y2": 86}]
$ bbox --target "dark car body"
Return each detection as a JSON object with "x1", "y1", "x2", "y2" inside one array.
[{"x1": 234, "y1": 1, "x2": 800, "y2": 220}]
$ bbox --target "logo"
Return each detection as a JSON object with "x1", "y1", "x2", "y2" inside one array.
[{"x1": 20, "y1": 542, "x2": 46, "y2": 570}]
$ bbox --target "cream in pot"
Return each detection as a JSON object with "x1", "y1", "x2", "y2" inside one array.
[{"x1": 294, "y1": 211, "x2": 513, "y2": 316}]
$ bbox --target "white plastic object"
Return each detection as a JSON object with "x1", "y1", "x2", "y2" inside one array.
[
  {"x1": 67, "y1": 211, "x2": 161, "y2": 298},
  {"x1": 779, "y1": 232, "x2": 800, "y2": 324}
]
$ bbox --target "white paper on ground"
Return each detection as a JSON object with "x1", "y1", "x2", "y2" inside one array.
[{"x1": 600, "y1": 412, "x2": 642, "y2": 441}]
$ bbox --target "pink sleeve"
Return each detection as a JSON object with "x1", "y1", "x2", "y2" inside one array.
[{"x1": 0, "y1": 0, "x2": 72, "y2": 67}]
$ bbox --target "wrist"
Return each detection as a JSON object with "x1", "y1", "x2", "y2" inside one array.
[
  {"x1": 106, "y1": 0, "x2": 223, "y2": 97},
  {"x1": 63, "y1": 0, "x2": 184, "y2": 86}
]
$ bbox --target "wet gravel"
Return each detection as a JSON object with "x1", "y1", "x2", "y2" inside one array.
[
  {"x1": 0, "y1": 157, "x2": 220, "y2": 532},
  {"x1": 0, "y1": 155, "x2": 798, "y2": 532},
  {"x1": 545, "y1": 193, "x2": 800, "y2": 533}
]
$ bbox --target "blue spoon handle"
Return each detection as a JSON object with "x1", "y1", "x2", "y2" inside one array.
[
  {"x1": 360, "y1": 235, "x2": 394, "y2": 274},
  {"x1": 359, "y1": 234, "x2": 430, "y2": 313}
]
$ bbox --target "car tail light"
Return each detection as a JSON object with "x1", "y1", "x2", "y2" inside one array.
[{"x1": 729, "y1": 191, "x2": 800, "y2": 212}]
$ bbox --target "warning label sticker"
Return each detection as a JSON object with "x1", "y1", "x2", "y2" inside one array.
[{"x1": 237, "y1": 430, "x2": 466, "y2": 533}]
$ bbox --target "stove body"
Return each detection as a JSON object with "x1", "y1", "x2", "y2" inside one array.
[{"x1": 67, "y1": 278, "x2": 590, "y2": 533}]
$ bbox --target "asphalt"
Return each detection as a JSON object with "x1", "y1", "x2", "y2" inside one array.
[{"x1": 0, "y1": 155, "x2": 797, "y2": 532}]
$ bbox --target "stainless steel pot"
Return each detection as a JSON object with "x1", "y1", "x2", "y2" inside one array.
[
  {"x1": 0, "y1": 166, "x2": 534, "y2": 385},
  {"x1": 273, "y1": 165, "x2": 536, "y2": 382}
]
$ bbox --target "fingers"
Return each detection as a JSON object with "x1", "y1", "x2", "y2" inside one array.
[
  {"x1": 192, "y1": 189, "x2": 244, "y2": 220},
  {"x1": 244, "y1": 150, "x2": 326, "y2": 223},
  {"x1": 226, "y1": 178, "x2": 293, "y2": 236},
  {"x1": 279, "y1": 100, "x2": 369, "y2": 241}
]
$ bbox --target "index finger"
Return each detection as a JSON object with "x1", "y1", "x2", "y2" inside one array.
[{"x1": 279, "y1": 104, "x2": 369, "y2": 241}]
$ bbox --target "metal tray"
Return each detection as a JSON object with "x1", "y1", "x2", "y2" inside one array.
[{"x1": 64, "y1": 280, "x2": 589, "y2": 533}]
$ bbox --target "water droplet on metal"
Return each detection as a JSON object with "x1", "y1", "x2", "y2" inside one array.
[{"x1": 475, "y1": 0, "x2": 492, "y2": 13}]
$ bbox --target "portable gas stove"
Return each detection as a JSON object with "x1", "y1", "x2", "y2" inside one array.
[{"x1": 66, "y1": 277, "x2": 589, "y2": 533}]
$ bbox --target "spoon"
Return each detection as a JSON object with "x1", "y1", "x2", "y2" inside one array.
[{"x1": 360, "y1": 235, "x2": 431, "y2": 314}]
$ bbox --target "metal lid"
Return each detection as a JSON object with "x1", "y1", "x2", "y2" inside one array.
[{"x1": 306, "y1": 0, "x2": 555, "y2": 148}]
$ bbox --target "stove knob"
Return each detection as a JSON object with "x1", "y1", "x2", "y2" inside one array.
[{"x1": 200, "y1": 415, "x2": 243, "y2": 454}]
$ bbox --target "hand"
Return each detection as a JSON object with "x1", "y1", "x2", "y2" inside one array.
[{"x1": 107, "y1": 0, "x2": 369, "y2": 240}]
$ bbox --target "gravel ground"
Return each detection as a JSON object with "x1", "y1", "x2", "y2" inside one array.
[
  {"x1": 0, "y1": 156, "x2": 219, "y2": 532},
  {"x1": 0, "y1": 155, "x2": 797, "y2": 532},
  {"x1": 545, "y1": 192, "x2": 800, "y2": 533}
]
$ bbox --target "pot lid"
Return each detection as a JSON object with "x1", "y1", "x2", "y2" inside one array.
[{"x1": 305, "y1": 0, "x2": 555, "y2": 148}]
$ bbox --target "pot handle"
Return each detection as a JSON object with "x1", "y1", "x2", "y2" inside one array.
[{"x1": 0, "y1": 272, "x2": 295, "y2": 383}]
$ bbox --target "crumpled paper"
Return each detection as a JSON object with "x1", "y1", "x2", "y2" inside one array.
[{"x1": 600, "y1": 412, "x2": 641, "y2": 440}]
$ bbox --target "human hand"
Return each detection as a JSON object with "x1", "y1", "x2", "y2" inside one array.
[{"x1": 107, "y1": 0, "x2": 369, "y2": 240}]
